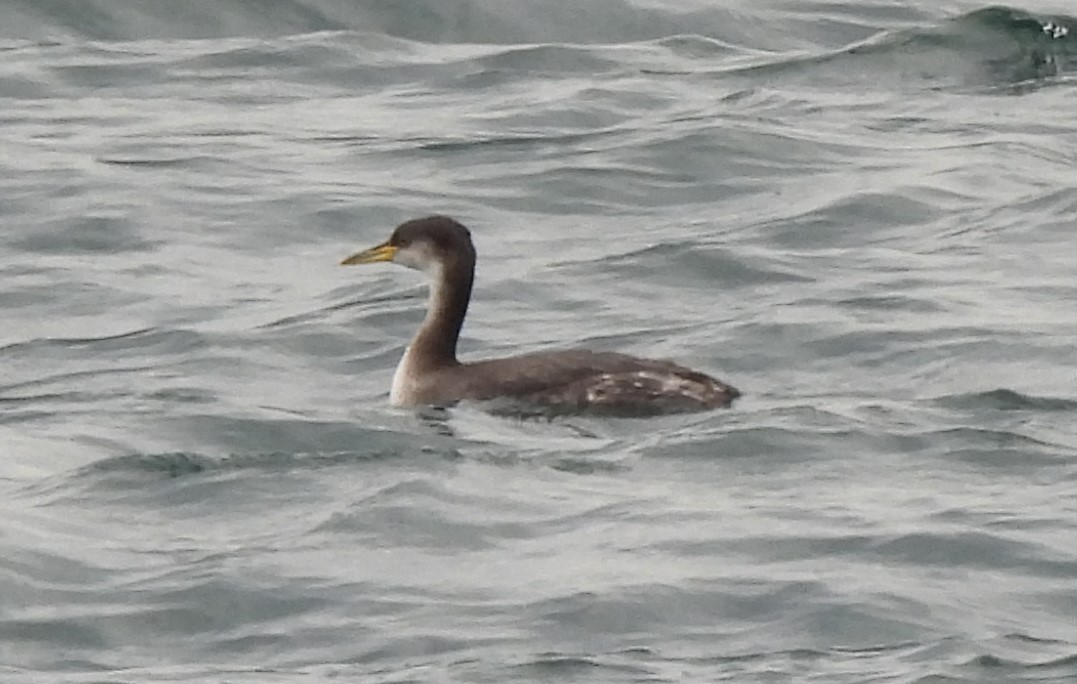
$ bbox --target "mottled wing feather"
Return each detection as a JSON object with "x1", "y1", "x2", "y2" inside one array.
[{"x1": 447, "y1": 350, "x2": 738, "y2": 417}]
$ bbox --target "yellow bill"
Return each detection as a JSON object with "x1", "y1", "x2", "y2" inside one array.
[{"x1": 341, "y1": 242, "x2": 397, "y2": 266}]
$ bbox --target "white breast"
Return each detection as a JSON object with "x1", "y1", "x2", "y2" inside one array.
[{"x1": 389, "y1": 346, "x2": 417, "y2": 406}]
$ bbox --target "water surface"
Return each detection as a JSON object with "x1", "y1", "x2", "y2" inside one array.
[{"x1": 2, "y1": 1, "x2": 1076, "y2": 682}]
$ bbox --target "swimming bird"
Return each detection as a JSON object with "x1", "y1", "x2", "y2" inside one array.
[{"x1": 341, "y1": 216, "x2": 739, "y2": 416}]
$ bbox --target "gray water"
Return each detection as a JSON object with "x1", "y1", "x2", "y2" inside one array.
[{"x1": 2, "y1": 1, "x2": 1076, "y2": 682}]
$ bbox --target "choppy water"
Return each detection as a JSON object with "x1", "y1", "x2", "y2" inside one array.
[{"x1": 2, "y1": 1, "x2": 1077, "y2": 682}]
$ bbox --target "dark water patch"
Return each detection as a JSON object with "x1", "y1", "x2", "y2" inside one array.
[
  {"x1": 951, "y1": 6, "x2": 1077, "y2": 85},
  {"x1": 0, "y1": 328, "x2": 207, "y2": 376},
  {"x1": 583, "y1": 240, "x2": 813, "y2": 290},
  {"x1": 0, "y1": 542, "x2": 116, "y2": 592},
  {"x1": 547, "y1": 456, "x2": 629, "y2": 475},
  {"x1": 929, "y1": 507, "x2": 1075, "y2": 537},
  {"x1": 416, "y1": 128, "x2": 624, "y2": 154},
  {"x1": 640, "y1": 422, "x2": 863, "y2": 462},
  {"x1": 1, "y1": 572, "x2": 341, "y2": 671},
  {"x1": 0, "y1": 0, "x2": 754, "y2": 45},
  {"x1": 0, "y1": 618, "x2": 107, "y2": 651},
  {"x1": 760, "y1": 190, "x2": 949, "y2": 250},
  {"x1": 325, "y1": 1, "x2": 745, "y2": 47},
  {"x1": 837, "y1": 293, "x2": 945, "y2": 315},
  {"x1": 922, "y1": 426, "x2": 1071, "y2": 463},
  {"x1": 507, "y1": 652, "x2": 653, "y2": 680},
  {"x1": 654, "y1": 33, "x2": 740, "y2": 59},
  {"x1": 0, "y1": 388, "x2": 142, "y2": 427},
  {"x1": 0, "y1": 367, "x2": 181, "y2": 425},
  {"x1": 0, "y1": 278, "x2": 140, "y2": 319},
  {"x1": 319, "y1": 498, "x2": 519, "y2": 553},
  {"x1": 803, "y1": 325, "x2": 1001, "y2": 363},
  {"x1": 12, "y1": 327, "x2": 165, "y2": 351},
  {"x1": 870, "y1": 531, "x2": 1077, "y2": 576},
  {"x1": 1002, "y1": 187, "x2": 1077, "y2": 239},
  {"x1": 72, "y1": 442, "x2": 458, "y2": 482},
  {"x1": 448, "y1": 440, "x2": 631, "y2": 476},
  {"x1": 318, "y1": 481, "x2": 642, "y2": 550},
  {"x1": 966, "y1": 650, "x2": 1077, "y2": 674},
  {"x1": 722, "y1": 6, "x2": 1077, "y2": 92},
  {"x1": 20, "y1": 440, "x2": 465, "y2": 516},
  {"x1": 135, "y1": 577, "x2": 335, "y2": 639},
  {"x1": 935, "y1": 388, "x2": 1077, "y2": 412},
  {"x1": 97, "y1": 155, "x2": 224, "y2": 169},
  {"x1": 49, "y1": 60, "x2": 169, "y2": 90},
  {"x1": 945, "y1": 446, "x2": 1072, "y2": 473},
  {"x1": 0, "y1": 0, "x2": 341, "y2": 42},
  {"x1": 81, "y1": 449, "x2": 405, "y2": 478},
  {"x1": 470, "y1": 44, "x2": 624, "y2": 76},
  {"x1": 14, "y1": 215, "x2": 158, "y2": 254},
  {"x1": 1004, "y1": 632, "x2": 1074, "y2": 647},
  {"x1": 0, "y1": 74, "x2": 52, "y2": 99},
  {"x1": 653, "y1": 531, "x2": 876, "y2": 563},
  {"x1": 175, "y1": 39, "x2": 351, "y2": 73},
  {"x1": 525, "y1": 580, "x2": 848, "y2": 648},
  {"x1": 144, "y1": 386, "x2": 218, "y2": 404}
]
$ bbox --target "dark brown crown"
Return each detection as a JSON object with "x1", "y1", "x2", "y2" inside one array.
[{"x1": 390, "y1": 216, "x2": 474, "y2": 258}]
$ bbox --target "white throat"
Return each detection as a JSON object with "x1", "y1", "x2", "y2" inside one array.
[
  {"x1": 387, "y1": 258, "x2": 445, "y2": 407},
  {"x1": 389, "y1": 345, "x2": 418, "y2": 406}
]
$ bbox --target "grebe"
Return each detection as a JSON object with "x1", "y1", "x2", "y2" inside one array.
[{"x1": 341, "y1": 216, "x2": 739, "y2": 416}]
